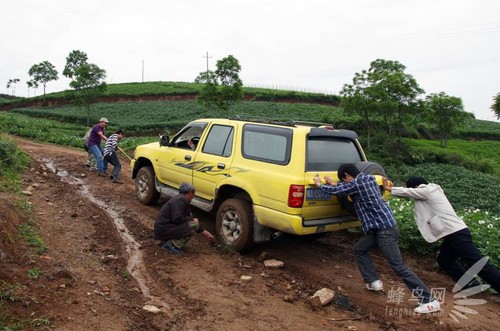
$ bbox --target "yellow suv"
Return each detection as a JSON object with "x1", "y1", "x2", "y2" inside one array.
[{"x1": 131, "y1": 118, "x2": 386, "y2": 250}]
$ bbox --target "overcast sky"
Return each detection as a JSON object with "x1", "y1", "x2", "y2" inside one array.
[{"x1": 2, "y1": 0, "x2": 500, "y2": 121}]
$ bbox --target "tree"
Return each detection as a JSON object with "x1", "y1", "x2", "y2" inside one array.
[
  {"x1": 195, "y1": 55, "x2": 243, "y2": 117},
  {"x1": 6, "y1": 78, "x2": 20, "y2": 96},
  {"x1": 425, "y1": 92, "x2": 466, "y2": 148},
  {"x1": 70, "y1": 63, "x2": 107, "y2": 126},
  {"x1": 63, "y1": 50, "x2": 89, "y2": 79},
  {"x1": 491, "y1": 92, "x2": 500, "y2": 120},
  {"x1": 340, "y1": 59, "x2": 425, "y2": 148},
  {"x1": 28, "y1": 61, "x2": 58, "y2": 100},
  {"x1": 63, "y1": 50, "x2": 107, "y2": 126},
  {"x1": 26, "y1": 79, "x2": 39, "y2": 97}
]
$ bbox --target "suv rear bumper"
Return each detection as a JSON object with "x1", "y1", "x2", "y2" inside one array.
[{"x1": 253, "y1": 205, "x2": 360, "y2": 235}]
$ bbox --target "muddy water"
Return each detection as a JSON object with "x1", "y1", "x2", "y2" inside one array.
[{"x1": 42, "y1": 159, "x2": 168, "y2": 308}]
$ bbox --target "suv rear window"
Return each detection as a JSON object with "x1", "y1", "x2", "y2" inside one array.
[
  {"x1": 242, "y1": 124, "x2": 292, "y2": 165},
  {"x1": 306, "y1": 137, "x2": 363, "y2": 171}
]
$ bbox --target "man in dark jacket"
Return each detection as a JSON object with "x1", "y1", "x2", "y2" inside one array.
[{"x1": 154, "y1": 183, "x2": 214, "y2": 255}]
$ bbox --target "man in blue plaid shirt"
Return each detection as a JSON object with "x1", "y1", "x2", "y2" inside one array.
[{"x1": 314, "y1": 163, "x2": 440, "y2": 314}]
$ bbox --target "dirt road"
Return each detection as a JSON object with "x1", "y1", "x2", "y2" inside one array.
[{"x1": 5, "y1": 137, "x2": 499, "y2": 330}]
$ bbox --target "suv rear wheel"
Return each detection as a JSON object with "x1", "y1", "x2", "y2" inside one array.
[
  {"x1": 136, "y1": 166, "x2": 160, "y2": 205},
  {"x1": 216, "y1": 198, "x2": 254, "y2": 251},
  {"x1": 355, "y1": 161, "x2": 386, "y2": 176}
]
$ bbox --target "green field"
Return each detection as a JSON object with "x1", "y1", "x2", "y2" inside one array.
[
  {"x1": 11, "y1": 100, "x2": 348, "y2": 135},
  {"x1": 405, "y1": 138, "x2": 500, "y2": 175}
]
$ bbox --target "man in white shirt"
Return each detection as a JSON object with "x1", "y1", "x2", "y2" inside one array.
[{"x1": 384, "y1": 176, "x2": 500, "y2": 293}]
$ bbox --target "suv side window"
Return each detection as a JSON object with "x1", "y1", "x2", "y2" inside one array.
[
  {"x1": 202, "y1": 124, "x2": 234, "y2": 157},
  {"x1": 306, "y1": 137, "x2": 363, "y2": 171},
  {"x1": 242, "y1": 124, "x2": 292, "y2": 165},
  {"x1": 172, "y1": 123, "x2": 207, "y2": 150}
]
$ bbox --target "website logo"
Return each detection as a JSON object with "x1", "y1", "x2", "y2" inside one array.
[{"x1": 448, "y1": 257, "x2": 490, "y2": 323}]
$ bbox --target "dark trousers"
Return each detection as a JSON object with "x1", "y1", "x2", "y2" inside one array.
[
  {"x1": 104, "y1": 152, "x2": 121, "y2": 179},
  {"x1": 437, "y1": 227, "x2": 500, "y2": 292},
  {"x1": 353, "y1": 225, "x2": 433, "y2": 303}
]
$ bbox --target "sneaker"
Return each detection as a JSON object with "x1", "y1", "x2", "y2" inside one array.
[
  {"x1": 112, "y1": 178, "x2": 124, "y2": 184},
  {"x1": 414, "y1": 299, "x2": 441, "y2": 314},
  {"x1": 97, "y1": 172, "x2": 107, "y2": 177},
  {"x1": 161, "y1": 241, "x2": 184, "y2": 255},
  {"x1": 366, "y1": 280, "x2": 384, "y2": 291}
]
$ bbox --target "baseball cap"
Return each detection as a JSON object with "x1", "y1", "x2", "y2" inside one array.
[{"x1": 99, "y1": 117, "x2": 109, "y2": 123}]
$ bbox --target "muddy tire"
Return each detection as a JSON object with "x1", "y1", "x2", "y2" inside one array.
[
  {"x1": 135, "y1": 166, "x2": 160, "y2": 205},
  {"x1": 216, "y1": 198, "x2": 254, "y2": 251}
]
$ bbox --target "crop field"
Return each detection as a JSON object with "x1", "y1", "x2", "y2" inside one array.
[
  {"x1": 11, "y1": 100, "x2": 348, "y2": 134},
  {"x1": 405, "y1": 138, "x2": 500, "y2": 175}
]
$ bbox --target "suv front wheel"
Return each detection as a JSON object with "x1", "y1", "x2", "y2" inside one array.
[
  {"x1": 216, "y1": 198, "x2": 254, "y2": 251},
  {"x1": 136, "y1": 166, "x2": 160, "y2": 205}
]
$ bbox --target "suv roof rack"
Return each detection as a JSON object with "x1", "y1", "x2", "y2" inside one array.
[{"x1": 232, "y1": 115, "x2": 335, "y2": 128}]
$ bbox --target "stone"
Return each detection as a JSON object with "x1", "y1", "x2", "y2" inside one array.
[
  {"x1": 143, "y1": 305, "x2": 162, "y2": 314},
  {"x1": 263, "y1": 259, "x2": 284, "y2": 268},
  {"x1": 310, "y1": 287, "x2": 335, "y2": 307}
]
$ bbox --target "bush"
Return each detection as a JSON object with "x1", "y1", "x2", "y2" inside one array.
[
  {"x1": 0, "y1": 136, "x2": 28, "y2": 192},
  {"x1": 0, "y1": 136, "x2": 28, "y2": 176}
]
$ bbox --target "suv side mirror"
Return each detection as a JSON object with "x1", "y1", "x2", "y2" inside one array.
[{"x1": 159, "y1": 135, "x2": 170, "y2": 147}]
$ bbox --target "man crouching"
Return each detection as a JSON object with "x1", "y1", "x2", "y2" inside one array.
[{"x1": 154, "y1": 183, "x2": 215, "y2": 255}]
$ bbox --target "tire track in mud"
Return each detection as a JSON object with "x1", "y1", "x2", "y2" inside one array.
[{"x1": 42, "y1": 157, "x2": 172, "y2": 309}]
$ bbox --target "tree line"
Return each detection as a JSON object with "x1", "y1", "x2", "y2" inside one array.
[{"x1": 6, "y1": 54, "x2": 500, "y2": 144}]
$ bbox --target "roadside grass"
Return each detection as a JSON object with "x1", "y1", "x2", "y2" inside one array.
[
  {"x1": 0, "y1": 136, "x2": 51, "y2": 330},
  {"x1": 0, "y1": 134, "x2": 29, "y2": 192}
]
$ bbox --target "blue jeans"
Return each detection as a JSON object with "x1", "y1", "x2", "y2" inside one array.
[
  {"x1": 353, "y1": 225, "x2": 433, "y2": 303},
  {"x1": 88, "y1": 144, "x2": 108, "y2": 173}
]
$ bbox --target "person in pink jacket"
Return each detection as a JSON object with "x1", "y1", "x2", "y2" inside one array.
[{"x1": 383, "y1": 176, "x2": 500, "y2": 293}]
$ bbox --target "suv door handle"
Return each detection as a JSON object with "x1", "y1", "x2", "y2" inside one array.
[
  {"x1": 185, "y1": 155, "x2": 192, "y2": 161},
  {"x1": 217, "y1": 163, "x2": 225, "y2": 169}
]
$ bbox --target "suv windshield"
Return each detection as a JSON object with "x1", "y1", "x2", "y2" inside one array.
[{"x1": 306, "y1": 137, "x2": 363, "y2": 171}]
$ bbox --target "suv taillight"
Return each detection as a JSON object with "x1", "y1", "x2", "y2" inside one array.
[{"x1": 288, "y1": 185, "x2": 304, "y2": 208}]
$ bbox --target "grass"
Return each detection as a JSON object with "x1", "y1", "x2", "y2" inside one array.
[
  {"x1": 0, "y1": 136, "x2": 51, "y2": 330},
  {"x1": 28, "y1": 268, "x2": 41, "y2": 280}
]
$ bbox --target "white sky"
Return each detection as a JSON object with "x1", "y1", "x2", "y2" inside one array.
[{"x1": 2, "y1": 0, "x2": 500, "y2": 122}]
